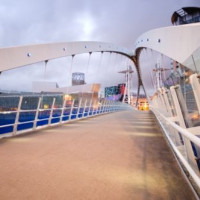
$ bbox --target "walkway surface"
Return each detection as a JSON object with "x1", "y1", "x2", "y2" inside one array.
[{"x1": 0, "y1": 110, "x2": 196, "y2": 200}]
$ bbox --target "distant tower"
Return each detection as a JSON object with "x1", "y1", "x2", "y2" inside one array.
[
  {"x1": 72, "y1": 72, "x2": 85, "y2": 86},
  {"x1": 118, "y1": 66, "x2": 134, "y2": 104}
]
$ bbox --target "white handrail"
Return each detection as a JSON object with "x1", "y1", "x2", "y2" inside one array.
[
  {"x1": 155, "y1": 113, "x2": 200, "y2": 189},
  {"x1": 151, "y1": 107, "x2": 200, "y2": 147}
]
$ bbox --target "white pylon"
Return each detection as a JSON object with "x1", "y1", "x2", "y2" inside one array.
[{"x1": 118, "y1": 66, "x2": 133, "y2": 104}]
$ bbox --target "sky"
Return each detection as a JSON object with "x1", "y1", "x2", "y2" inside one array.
[{"x1": 0, "y1": 0, "x2": 199, "y2": 92}]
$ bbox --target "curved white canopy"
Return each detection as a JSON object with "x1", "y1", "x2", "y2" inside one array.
[
  {"x1": 0, "y1": 41, "x2": 134, "y2": 72},
  {"x1": 134, "y1": 23, "x2": 200, "y2": 66}
]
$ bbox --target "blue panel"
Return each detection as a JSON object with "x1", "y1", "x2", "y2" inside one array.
[
  {"x1": 79, "y1": 108, "x2": 84, "y2": 113},
  {"x1": 63, "y1": 109, "x2": 71, "y2": 115},
  {"x1": 71, "y1": 115, "x2": 77, "y2": 119},
  {"x1": 53, "y1": 110, "x2": 61, "y2": 117},
  {"x1": 17, "y1": 122, "x2": 33, "y2": 131},
  {"x1": 38, "y1": 111, "x2": 50, "y2": 119},
  {"x1": 72, "y1": 108, "x2": 78, "y2": 114},
  {"x1": 85, "y1": 108, "x2": 89, "y2": 112},
  {"x1": 19, "y1": 112, "x2": 36, "y2": 122},
  {"x1": 78, "y1": 114, "x2": 83, "y2": 118},
  {"x1": 51, "y1": 118, "x2": 60, "y2": 124},
  {"x1": 62, "y1": 116, "x2": 69, "y2": 121},
  {"x1": 0, "y1": 126, "x2": 13, "y2": 134},
  {"x1": 0, "y1": 113, "x2": 16, "y2": 126},
  {"x1": 37, "y1": 120, "x2": 48, "y2": 127}
]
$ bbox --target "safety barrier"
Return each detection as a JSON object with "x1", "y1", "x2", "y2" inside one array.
[
  {"x1": 152, "y1": 108, "x2": 200, "y2": 189},
  {"x1": 0, "y1": 94, "x2": 130, "y2": 139},
  {"x1": 150, "y1": 73, "x2": 200, "y2": 192}
]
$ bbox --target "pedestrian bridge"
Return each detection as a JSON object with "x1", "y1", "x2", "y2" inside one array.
[
  {"x1": 0, "y1": 109, "x2": 195, "y2": 200},
  {"x1": 0, "y1": 22, "x2": 200, "y2": 199}
]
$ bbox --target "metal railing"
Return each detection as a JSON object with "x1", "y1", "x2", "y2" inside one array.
[
  {"x1": 150, "y1": 74, "x2": 200, "y2": 191},
  {"x1": 0, "y1": 94, "x2": 130, "y2": 138},
  {"x1": 152, "y1": 107, "x2": 200, "y2": 188}
]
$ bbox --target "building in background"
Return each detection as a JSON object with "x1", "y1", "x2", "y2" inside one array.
[
  {"x1": 171, "y1": 7, "x2": 200, "y2": 25},
  {"x1": 105, "y1": 86, "x2": 118, "y2": 97},
  {"x1": 104, "y1": 83, "x2": 127, "y2": 101},
  {"x1": 32, "y1": 81, "x2": 59, "y2": 93},
  {"x1": 72, "y1": 72, "x2": 85, "y2": 86}
]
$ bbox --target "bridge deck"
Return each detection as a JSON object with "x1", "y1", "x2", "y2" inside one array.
[{"x1": 0, "y1": 110, "x2": 196, "y2": 200}]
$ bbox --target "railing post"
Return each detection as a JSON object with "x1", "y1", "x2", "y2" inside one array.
[
  {"x1": 33, "y1": 97, "x2": 41, "y2": 130},
  {"x1": 106, "y1": 100, "x2": 109, "y2": 112},
  {"x1": 111, "y1": 101, "x2": 115, "y2": 112},
  {"x1": 170, "y1": 86, "x2": 188, "y2": 128},
  {"x1": 48, "y1": 98, "x2": 55, "y2": 126},
  {"x1": 190, "y1": 74, "x2": 200, "y2": 114},
  {"x1": 69, "y1": 99, "x2": 75, "y2": 120},
  {"x1": 109, "y1": 100, "x2": 113, "y2": 112},
  {"x1": 162, "y1": 88, "x2": 173, "y2": 117},
  {"x1": 115, "y1": 101, "x2": 118, "y2": 111},
  {"x1": 13, "y1": 96, "x2": 23, "y2": 135},
  {"x1": 100, "y1": 100, "x2": 104, "y2": 113},
  {"x1": 158, "y1": 88, "x2": 169, "y2": 116},
  {"x1": 88, "y1": 99, "x2": 93, "y2": 116},
  {"x1": 113, "y1": 101, "x2": 116, "y2": 112},
  {"x1": 108, "y1": 100, "x2": 111, "y2": 112},
  {"x1": 105, "y1": 100, "x2": 108, "y2": 112},
  {"x1": 77, "y1": 98, "x2": 82, "y2": 118},
  {"x1": 92, "y1": 100, "x2": 96, "y2": 115},
  {"x1": 170, "y1": 85, "x2": 199, "y2": 173},
  {"x1": 102, "y1": 100, "x2": 106, "y2": 113},
  {"x1": 83, "y1": 99, "x2": 87, "y2": 117},
  {"x1": 60, "y1": 99, "x2": 66, "y2": 124}
]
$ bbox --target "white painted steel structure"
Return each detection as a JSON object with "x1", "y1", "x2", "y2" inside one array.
[
  {"x1": 134, "y1": 22, "x2": 200, "y2": 192},
  {"x1": 0, "y1": 41, "x2": 134, "y2": 72},
  {"x1": 134, "y1": 23, "x2": 200, "y2": 69}
]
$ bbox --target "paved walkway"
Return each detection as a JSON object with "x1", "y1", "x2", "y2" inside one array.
[{"x1": 0, "y1": 110, "x2": 196, "y2": 200}]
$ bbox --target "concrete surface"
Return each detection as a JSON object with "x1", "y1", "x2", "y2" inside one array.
[{"x1": 0, "y1": 110, "x2": 196, "y2": 200}]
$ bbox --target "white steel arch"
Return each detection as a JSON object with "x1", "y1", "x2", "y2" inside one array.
[
  {"x1": 0, "y1": 41, "x2": 134, "y2": 72},
  {"x1": 134, "y1": 22, "x2": 200, "y2": 69}
]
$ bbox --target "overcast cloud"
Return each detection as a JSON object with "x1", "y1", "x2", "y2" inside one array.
[{"x1": 0, "y1": 0, "x2": 199, "y2": 92}]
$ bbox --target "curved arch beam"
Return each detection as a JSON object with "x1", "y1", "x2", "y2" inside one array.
[
  {"x1": 0, "y1": 41, "x2": 134, "y2": 72},
  {"x1": 134, "y1": 23, "x2": 200, "y2": 67}
]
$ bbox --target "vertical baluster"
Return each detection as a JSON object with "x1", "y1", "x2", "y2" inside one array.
[
  {"x1": 13, "y1": 96, "x2": 23, "y2": 135},
  {"x1": 69, "y1": 99, "x2": 75, "y2": 120},
  {"x1": 83, "y1": 99, "x2": 87, "y2": 118},
  {"x1": 106, "y1": 100, "x2": 109, "y2": 112},
  {"x1": 33, "y1": 97, "x2": 41, "y2": 130},
  {"x1": 77, "y1": 98, "x2": 82, "y2": 118},
  {"x1": 88, "y1": 99, "x2": 92, "y2": 117},
  {"x1": 190, "y1": 74, "x2": 200, "y2": 113},
  {"x1": 108, "y1": 100, "x2": 111, "y2": 112},
  {"x1": 92, "y1": 100, "x2": 96, "y2": 115},
  {"x1": 110, "y1": 101, "x2": 113, "y2": 112},
  {"x1": 60, "y1": 99, "x2": 66, "y2": 124},
  {"x1": 48, "y1": 98, "x2": 55, "y2": 126},
  {"x1": 102, "y1": 100, "x2": 106, "y2": 113}
]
